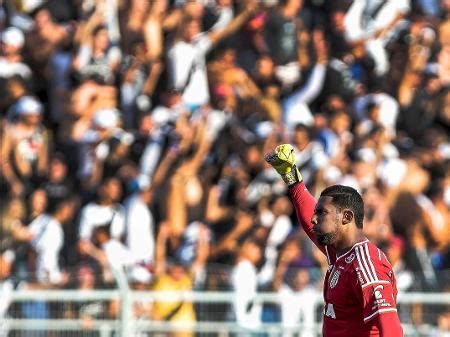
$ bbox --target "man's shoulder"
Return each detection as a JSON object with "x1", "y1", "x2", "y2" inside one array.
[
  {"x1": 364, "y1": 240, "x2": 388, "y2": 266},
  {"x1": 348, "y1": 240, "x2": 393, "y2": 286},
  {"x1": 81, "y1": 202, "x2": 100, "y2": 213}
]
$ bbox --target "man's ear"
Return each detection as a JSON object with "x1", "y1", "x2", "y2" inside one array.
[{"x1": 342, "y1": 210, "x2": 354, "y2": 225}]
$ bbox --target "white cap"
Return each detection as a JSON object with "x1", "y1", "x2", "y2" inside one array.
[
  {"x1": 356, "y1": 148, "x2": 377, "y2": 163},
  {"x1": 128, "y1": 265, "x2": 152, "y2": 284},
  {"x1": 1, "y1": 27, "x2": 25, "y2": 48},
  {"x1": 2, "y1": 250, "x2": 16, "y2": 263},
  {"x1": 255, "y1": 121, "x2": 275, "y2": 139},
  {"x1": 15, "y1": 96, "x2": 43, "y2": 116},
  {"x1": 93, "y1": 108, "x2": 120, "y2": 129}
]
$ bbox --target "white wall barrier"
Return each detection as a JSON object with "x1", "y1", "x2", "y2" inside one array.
[{"x1": 2, "y1": 288, "x2": 450, "y2": 337}]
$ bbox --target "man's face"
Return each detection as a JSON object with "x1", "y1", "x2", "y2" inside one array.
[
  {"x1": 184, "y1": 21, "x2": 201, "y2": 42},
  {"x1": 311, "y1": 196, "x2": 341, "y2": 246},
  {"x1": 23, "y1": 114, "x2": 41, "y2": 126},
  {"x1": 60, "y1": 201, "x2": 76, "y2": 223},
  {"x1": 1, "y1": 42, "x2": 21, "y2": 56},
  {"x1": 94, "y1": 29, "x2": 109, "y2": 51},
  {"x1": 102, "y1": 178, "x2": 122, "y2": 203}
]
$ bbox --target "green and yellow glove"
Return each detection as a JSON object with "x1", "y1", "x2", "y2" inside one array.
[{"x1": 264, "y1": 144, "x2": 302, "y2": 186}]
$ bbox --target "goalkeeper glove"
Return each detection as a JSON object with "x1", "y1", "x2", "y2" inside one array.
[{"x1": 264, "y1": 144, "x2": 303, "y2": 186}]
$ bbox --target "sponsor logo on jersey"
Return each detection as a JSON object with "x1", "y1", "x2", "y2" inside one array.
[
  {"x1": 345, "y1": 253, "x2": 355, "y2": 263},
  {"x1": 329, "y1": 270, "x2": 340, "y2": 288},
  {"x1": 325, "y1": 303, "x2": 336, "y2": 319},
  {"x1": 374, "y1": 285, "x2": 384, "y2": 299},
  {"x1": 356, "y1": 269, "x2": 364, "y2": 284}
]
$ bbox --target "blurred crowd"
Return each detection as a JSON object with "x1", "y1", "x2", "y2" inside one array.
[{"x1": 0, "y1": 0, "x2": 449, "y2": 333}]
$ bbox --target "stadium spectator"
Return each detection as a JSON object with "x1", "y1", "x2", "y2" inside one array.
[
  {"x1": 0, "y1": 27, "x2": 31, "y2": 79},
  {"x1": 0, "y1": 96, "x2": 48, "y2": 197},
  {"x1": 124, "y1": 184, "x2": 155, "y2": 269},
  {"x1": 0, "y1": 250, "x2": 15, "y2": 337},
  {"x1": 41, "y1": 153, "x2": 75, "y2": 206},
  {"x1": 232, "y1": 237, "x2": 264, "y2": 331},
  {"x1": 78, "y1": 177, "x2": 125, "y2": 263},
  {"x1": 12, "y1": 196, "x2": 76, "y2": 285},
  {"x1": 167, "y1": 0, "x2": 257, "y2": 109}
]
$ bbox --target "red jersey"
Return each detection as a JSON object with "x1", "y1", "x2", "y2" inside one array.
[{"x1": 289, "y1": 182, "x2": 401, "y2": 337}]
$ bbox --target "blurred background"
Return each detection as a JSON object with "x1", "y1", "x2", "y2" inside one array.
[{"x1": 0, "y1": 0, "x2": 449, "y2": 336}]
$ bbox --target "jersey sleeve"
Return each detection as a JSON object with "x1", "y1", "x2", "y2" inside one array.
[
  {"x1": 353, "y1": 243, "x2": 398, "y2": 323},
  {"x1": 289, "y1": 182, "x2": 330, "y2": 257}
]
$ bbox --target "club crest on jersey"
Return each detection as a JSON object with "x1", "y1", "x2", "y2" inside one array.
[
  {"x1": 345, "y1": 253, "x2": 355, "y2": 263},
  {"x1": 329, "y1": 270, "x2": 341, "y2": 288}
]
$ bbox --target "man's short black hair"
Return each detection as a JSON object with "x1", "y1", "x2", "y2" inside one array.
[
  {"x1": 47, "y1": 195, "x2": 74, "y2": 215},
  {"x1": 320, "y1": 185, "x2": 365, "y2": 228}
]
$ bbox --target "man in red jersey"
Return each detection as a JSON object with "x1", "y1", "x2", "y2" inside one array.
[{"x1": 265, "y1": 144, "x2": 403, "y2": 337}]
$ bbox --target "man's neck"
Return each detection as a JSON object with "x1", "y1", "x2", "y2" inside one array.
[
  {"x1": 334, "y1": 231, "x2": 367, "y2": 258},
  {"x1": 5, "y1": 54, "x2": 21, "y2": 63}
]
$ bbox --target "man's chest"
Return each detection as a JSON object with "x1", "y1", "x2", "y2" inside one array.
[{"x1": 324, "y1": 257, "x2": 360, "y2": 310}]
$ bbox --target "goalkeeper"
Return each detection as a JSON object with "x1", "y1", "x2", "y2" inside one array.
[{"x1": 265, "y1": 144, "x2": 403, "y2": 337}]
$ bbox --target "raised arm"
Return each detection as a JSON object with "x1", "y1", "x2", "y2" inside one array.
[
  {"x1": 265, "y1": 144, "x2": 327, "y2": 255},
  {"x1": 208, "y1": 0, "x2": 258, "y2": 46}
]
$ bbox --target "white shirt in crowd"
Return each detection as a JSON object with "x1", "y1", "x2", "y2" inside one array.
[
  {"x1": 124, "y1": 194, "x2": 155, "y2": 265},
  {"x1": 0, "y1": 250, "x2": 15, "y2": 337},
  {"x1": 0, "y1": 278, "x2": 13, "y2": 337},
  {"x1": 167, "y1": 33, "x2": 212, "y2": 107},
  {"x1": 258, "y1": 215, "x2": 293, "y2": 285},
  {"x1": 353, "y1": 93, "x2": 399, "y2": 137},
  {"x1": 278, "y1": 284, "x2": 318, "y2": 337},
  {"x1": 102, "y1": 239, "x2": 137, "y2": 269},
  {"x1": 231, "y1": 260, "x2": 262, "y2": 330},
  {"x1": 28, "y1": 214, "x2": 64, "y2": 284},
  {"x1": 79, "y1": 202, "x2": 125, "y2": 241},
  {"x1": 0, "y1": 58, "x2": 32, "y2": 78},
  {"x1": 283, "y1": 63, "x2": 327, "y2": 129}
]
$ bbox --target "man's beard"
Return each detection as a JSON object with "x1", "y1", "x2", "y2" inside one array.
[{"x1": 316, "y1": 231, "x2": 337, "y2": 246}]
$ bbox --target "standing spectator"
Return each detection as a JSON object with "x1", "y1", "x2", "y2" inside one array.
[
  {"x1": 0, "y1": 198, "x2": 26, "y2": 251},
  {"x1": 73, "y1": 6, "x2": 121, "y2": 86},
  {"x1": 12, "y1": 196, "x2": 76, "y2": 285},
  {"x1": 124, "y1": 185, "x2": 155, "y2": 269},
  {"x1": 64, "y1": 264, "x2": 110, "y2": 337},
  {"x1": 276, "y1": 267, "x2": 317, "y2": 337},
  {"x1": 231, "y1": 237, "x2": 264, "y2": 331},
  {"x1": 0, "y1": 27, "x2": 32, "y2": 79},
  {"x1": 118, "y1": 0, "x2": 150, "y2": 56},
  {"x1": 91, "y1": 225, "x2": 138, "y2": 274},
  {"x1": 264, "y1": 0, "x2": 304, "y2": 88},
  {"x1": 344, "y1": 0, "x2": 410, "y2": 76},
  {"x1": 78, "y1": 177, "x2": 125, "y2": 262},
  {"x1": 416, "y1": 179, "x2": 450, "y2": 255},
  {"x1": 282, "y1": 30, "x2": 328, "y2": 129},
  {"x1": 151, "y1": 259, "x2": 196, "y2": 337},
  {"x1": 167, "y1": 0, "x2": 257, "y2": 110},
  {"x1": 24, "y1": 6, "x2": 72, "y2": 93},
  {"x1": 290, "y1": 123, "x2": 328, "y2": 187},
  {"x1": 78, "y1": 108, "x2": 133, "y2": 188},
  {"x1": 0, "y1": 96, "x2": 48, "y2": 197},
  {"x1": 151, "y1": 220, "x2": 208, "y2": 337},
  {"x1": 27, "y1": 188, "x2": 48, "y2": 223},
  {"x1": 0, "y1": 250, "x2": 15, "y2": 337},
  {"x1": 41, "y1": 153, "x2": 75, "y2": 206},
  {"x1": 257, "y1": 194, "x2": 294, "y2": 287}
]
